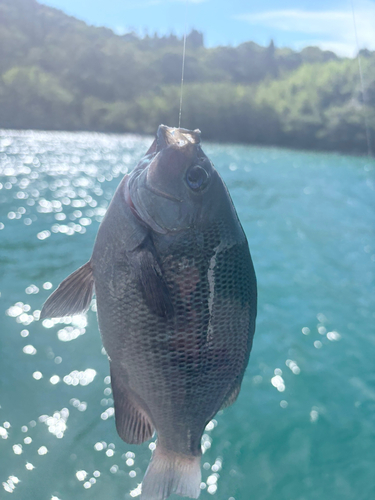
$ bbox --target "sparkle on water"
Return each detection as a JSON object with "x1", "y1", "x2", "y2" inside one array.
[{"x1": 0, "y1": 129, "x2": 374, "y2": 499}]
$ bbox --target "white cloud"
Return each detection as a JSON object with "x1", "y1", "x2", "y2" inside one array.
[
  {"x1": 113, "y1": 26, "x2": 128, "y2": 35},
  {"x1": 235, "y1": 0, "x2": 375, "y2": 56},
  {"x1": 292, "y1": 40, "x2": 359, "y2": 58},
  {"x1": 148, "y1": 0, "x2": 207, "y2": 4},
  {"x1": 237, "y1": 9, "x2": 349, "y2": 35}
]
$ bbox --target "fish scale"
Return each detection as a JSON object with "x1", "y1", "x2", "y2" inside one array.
[{"x1": 41, "y1": 125, "x2": 257, "y2": 500}]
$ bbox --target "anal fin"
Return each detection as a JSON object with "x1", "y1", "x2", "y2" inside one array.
[
  {"x1": 220, "y1": 382, "x2": 241, "y2": 410},
  {"x1": 110, "y1": 364, "x2": 154, "y2": 445},
  {"x1": 40, "y1": 261, "x2": 94, "y2": 319}
]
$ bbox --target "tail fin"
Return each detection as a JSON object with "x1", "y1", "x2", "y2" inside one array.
[{"x1": 141, "y1": 446, "x2": 201, "y2": 500}]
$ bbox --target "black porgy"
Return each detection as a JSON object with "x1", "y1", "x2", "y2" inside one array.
[{"x1": 41, "y1": 125, "x2": 257, "y2": 500}]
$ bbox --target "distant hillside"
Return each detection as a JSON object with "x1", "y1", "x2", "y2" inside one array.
[{"x1": 0, "y1": 0, "x2": 374, "y2": 154}]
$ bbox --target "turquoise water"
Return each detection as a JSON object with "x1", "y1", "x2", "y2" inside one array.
[{"x1": 0, "y1": 130, "x2": 374, "y2": 500}]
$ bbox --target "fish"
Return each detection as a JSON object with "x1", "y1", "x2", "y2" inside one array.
[{"x1": 40, "y1": 125, "x2": 257, "y2": 500}]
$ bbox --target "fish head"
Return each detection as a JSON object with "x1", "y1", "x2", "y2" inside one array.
[{"x1": 126, "y1": 125, "x2": 217, "y2": 234}]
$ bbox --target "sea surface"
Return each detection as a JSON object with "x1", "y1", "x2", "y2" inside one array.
[{"x1": 0, "y1": 130, "x2": 374, "y2": 500}]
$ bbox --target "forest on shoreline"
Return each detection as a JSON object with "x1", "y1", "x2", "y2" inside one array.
[{"x1": 1, "y1": 0, "x2": 374, "y2": 155}]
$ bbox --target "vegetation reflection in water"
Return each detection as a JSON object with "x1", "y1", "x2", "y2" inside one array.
[{"x1": 0, "y1": 130, "x2": 374, "y2": 500}]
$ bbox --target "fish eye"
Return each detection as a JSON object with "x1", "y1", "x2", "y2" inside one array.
[{"x1": 186, "y1": 165, "x2": 209, "y2": 191}]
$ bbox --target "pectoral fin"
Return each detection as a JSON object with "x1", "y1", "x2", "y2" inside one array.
[
  {"x1": 110, "y1": 364, "x2": 154, "y2": 444},
  {"x1": 131, "y1": 246, "x2": 174, "y2": 318},
  {"x1": 40, "y1": 261, "x2": 94, "y2": 319}
]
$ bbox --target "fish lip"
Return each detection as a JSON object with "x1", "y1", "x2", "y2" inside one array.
[{"x1": 157, "y1": 125, "x2": 201, "y2": 151}]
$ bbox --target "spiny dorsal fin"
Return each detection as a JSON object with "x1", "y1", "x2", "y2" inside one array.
[
  {"x1": 40, "y1": 261, "x2": 94, "y2": 319},
  {"x1": 110, "y1": 364, "x2": 154, "y2": 445}
]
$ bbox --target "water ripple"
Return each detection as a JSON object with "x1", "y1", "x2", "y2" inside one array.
[{"x1": 1, "y1": 130, "x2": 374, "y2": 499}]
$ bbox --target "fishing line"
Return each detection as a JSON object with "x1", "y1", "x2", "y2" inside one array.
[
  {"x1": 178, "y1": 5, "x2": 188, "y2": 129},
  {"x1": 350, "y1": 0, "x2": 372, "y2": 156}
]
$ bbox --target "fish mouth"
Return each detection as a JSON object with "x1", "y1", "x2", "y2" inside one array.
[{"x1": 157, "y1": 125, "x2": 201, "y2": 150}]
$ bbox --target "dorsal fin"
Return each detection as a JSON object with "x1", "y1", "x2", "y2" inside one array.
[{"x1": 40, "y1": 261, "x2": 94, "y2": 319}]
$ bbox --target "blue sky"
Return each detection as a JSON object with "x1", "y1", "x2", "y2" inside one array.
[{"x1": 37, "y1": 0, "x2": 375, "y2": 56}]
